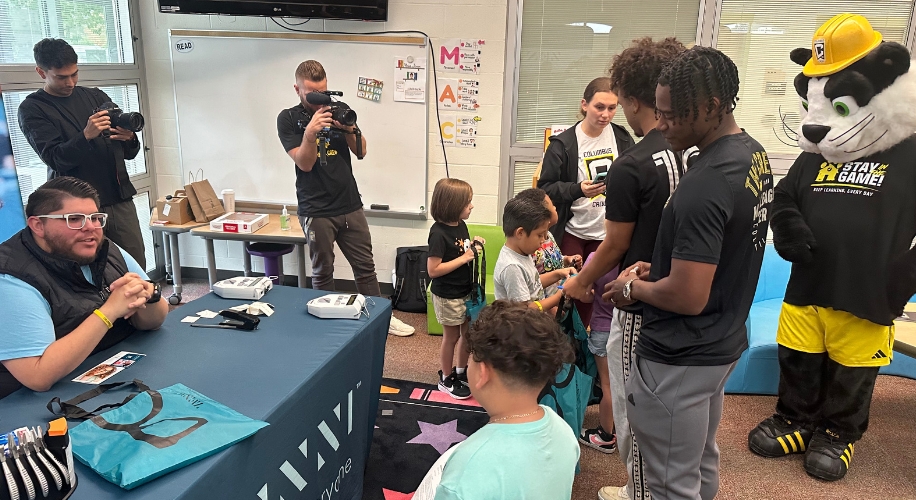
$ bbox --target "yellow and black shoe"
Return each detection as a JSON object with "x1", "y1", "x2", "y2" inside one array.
[
  {"x1": 748, "y1": 414, "x2": 813, "y2": 458},
  {"x1": 804, "y1": 428, "x2": 855, "y2": 481}
]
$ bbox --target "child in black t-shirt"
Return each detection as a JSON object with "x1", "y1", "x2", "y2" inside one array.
[{"x1": 428, "y1": 178, "x2": 485, "y2": 399}]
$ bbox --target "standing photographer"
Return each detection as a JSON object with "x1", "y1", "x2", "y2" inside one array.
[
  {"x1": 17, "y1": 38, "x2": 146, "y2": 267},
  {"x1": 277, "y1": 60, "x2": 413, "y2": 337}
]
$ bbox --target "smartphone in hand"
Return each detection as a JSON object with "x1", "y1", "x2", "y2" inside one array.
[{"x1": 593, "y1": 171, "x2": 608, "y2": 185}]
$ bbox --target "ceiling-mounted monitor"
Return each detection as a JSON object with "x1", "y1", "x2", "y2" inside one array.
[{"x1": 158, "y1": 1, "x2": 388, "y2": 21}]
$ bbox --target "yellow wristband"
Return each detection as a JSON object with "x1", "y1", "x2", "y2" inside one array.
[
  {"x1": 534, "y1": 300, "x2": 543, "y2": 311},
  {"x1": 93, "y1": 309, "x2": 113, "y2": 329}
]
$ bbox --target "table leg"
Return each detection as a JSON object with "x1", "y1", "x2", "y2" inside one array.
[
  {"x1": 168, "y1": 233, "x2": 183, "y2": 305},
  {"x1": 162, "y1": 231, "x2": 172, "y2": 283},
  {"x1": 243, "y1": 242, "x2": 252, "y2": 277},
  {"x1": 297, "y1": 243, "x2": 308, "y2": 288},
  {"x1": 205, "y1": 238, "x2": 217, "y2": 288}
]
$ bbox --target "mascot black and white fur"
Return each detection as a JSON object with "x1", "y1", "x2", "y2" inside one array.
[{"x1": 747, "y1": 13, "x2": 916, "y2": 482}]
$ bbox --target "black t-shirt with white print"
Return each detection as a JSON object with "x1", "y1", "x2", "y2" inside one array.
[
  {"x1": 428, "y1": 221, "x2": 473, "y2": 299},
  {"x1": 779, "y1": 135, "x2": 916, "y2": 326},
  {"x1": 637, "y1": 132, "x2": 773, "y2": 366},
  {"x1": 277, "y1": 102, "x2": 363, "y2": 218},
  {"x1": 605, "y1": 129, "x2": 684, "y2": 314}
]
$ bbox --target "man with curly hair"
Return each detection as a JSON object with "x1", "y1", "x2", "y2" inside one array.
[
  {"x1": 431, "y1": 301, "x2": 580, "y2": 500},
  {"x1": 562, "y1": 36, "x2": 687, "y2": 500},
  {"x1": 605, "y1": 46, "x2": 772, "y2": 500}
]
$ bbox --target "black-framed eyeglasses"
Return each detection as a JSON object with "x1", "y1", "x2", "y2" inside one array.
[{"x1": 35, "y1": 213, "x2": 108, "y2": 230}]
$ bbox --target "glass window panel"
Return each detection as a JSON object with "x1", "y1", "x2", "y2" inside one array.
[
  {"x1": 0, "y1": 0, "x2": 134, "y2": 65},
  {"x1": 516, "y1": 0, "x2": 700, "y2": 144},
  {"x1": 717, "y1": 1, "x2": 912, "y2": 155}
]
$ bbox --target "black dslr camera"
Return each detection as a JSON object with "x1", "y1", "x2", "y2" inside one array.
[
  {"x1": 297, "y1": 91, "x2": 362, "y2": 165},
  {"x1": 299, "y1": 91, "x2": 357, "y2": 128},
  {"x1": 94, "y1": 102, "x2": 145, "y2": 136}
]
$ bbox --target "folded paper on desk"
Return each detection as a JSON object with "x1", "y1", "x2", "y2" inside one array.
[
  {"x1": 53, "y1": 380, "x2": 268, "y2": 490},
  {"x1": 185, "y1": 170, "x2": 226, "y2": 222}
]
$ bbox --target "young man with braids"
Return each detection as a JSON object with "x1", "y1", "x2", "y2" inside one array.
[
  {"x1": 605, "y1": 46, "x2": 772, "y2": 500},
  {"x1": 562, "y1": 36, "x2": 687, "y2": 500}
]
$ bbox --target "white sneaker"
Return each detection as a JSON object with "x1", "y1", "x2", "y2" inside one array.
[
  {"x1": 597, "y1": 485, "x2": 629, "y2": 500},
  {"x1": 389, "y1": 316, "x2": 415, "y2": 336}
]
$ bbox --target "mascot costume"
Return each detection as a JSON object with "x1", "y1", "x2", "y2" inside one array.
[{"x1": 747, "y1": 13, "x2": 916, "y2": 481}]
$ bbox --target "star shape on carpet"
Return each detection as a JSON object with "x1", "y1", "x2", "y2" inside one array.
[
  {"x1": 382, "y1": 488, "x2": 415, "y2": 500},
  {"x1": 406, "y1": 419, "x2": 467, "y2": 455}
]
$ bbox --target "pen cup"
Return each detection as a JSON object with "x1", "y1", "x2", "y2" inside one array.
[{"x1": 221, "y1": 189, "x2": 235, "y2": 213}]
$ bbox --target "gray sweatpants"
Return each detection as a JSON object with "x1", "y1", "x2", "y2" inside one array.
[
  {"x1": 607, "y1": 309, "x2": 651, "y2": 499},
  {"x1": 626, "y1": 356, "x2": 735, "y2": 500},
  {"x1": 299, "y1": 209, "x2": 380, "y2": 296}
]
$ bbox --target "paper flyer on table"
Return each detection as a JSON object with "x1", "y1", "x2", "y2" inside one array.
[
  {"x1": 73, "y1": 351, "x2": 146, "y2": 384},
  {"x1": 394, "y1": 57, "x2": 427, "y2": 103}
]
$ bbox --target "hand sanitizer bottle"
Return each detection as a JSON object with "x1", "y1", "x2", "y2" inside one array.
[{"x1": 280, "y1": 205, "x2": 290, "y2": 231}]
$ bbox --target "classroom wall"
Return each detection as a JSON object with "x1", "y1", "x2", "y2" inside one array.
[{"x1": 137, "y1": 1, "x2": 507, "y2": 283}]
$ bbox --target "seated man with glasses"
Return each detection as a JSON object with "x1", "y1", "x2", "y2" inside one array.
[{"x1": 0, "y1": 176, "x2": 167, "y2": 399}]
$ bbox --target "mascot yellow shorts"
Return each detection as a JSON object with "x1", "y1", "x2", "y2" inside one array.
[{"x1": 777, "y1": 303, "x2": 894, "y2": 367}]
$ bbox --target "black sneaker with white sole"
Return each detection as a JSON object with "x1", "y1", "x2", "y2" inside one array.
[{"x1": 438, "y1": 369, "x2": 471, "y2": 399}]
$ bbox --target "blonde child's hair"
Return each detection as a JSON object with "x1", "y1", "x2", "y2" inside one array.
[{"x1": 430, "y1": 178, "x2": 473, "y2": 224}]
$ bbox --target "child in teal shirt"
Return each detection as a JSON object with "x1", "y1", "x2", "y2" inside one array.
[{"x1": 433, "y1": 301, "x2": 580, "y2": 500}]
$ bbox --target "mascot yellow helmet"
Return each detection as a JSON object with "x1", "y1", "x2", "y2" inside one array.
[{"x1": 804, "y1": 13, "x2": 883, "y2": 77}]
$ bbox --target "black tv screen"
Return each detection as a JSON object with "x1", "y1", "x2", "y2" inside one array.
[{"x1": 158, "y1": 1, "x2": 388, "y2": 21}]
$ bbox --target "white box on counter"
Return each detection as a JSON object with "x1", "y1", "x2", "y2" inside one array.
[{"x1": 209, "y1": 212, "x2": 269, "y2": 233}]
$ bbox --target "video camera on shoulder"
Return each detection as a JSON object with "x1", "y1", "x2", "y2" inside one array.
[{"x1": 94, "y1": 102, "x2": 145, "y2": 136}]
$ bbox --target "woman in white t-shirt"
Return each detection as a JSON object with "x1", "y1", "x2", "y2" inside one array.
[{"x1": 538, "y1": 77, "x2": 633, "y2": 325}]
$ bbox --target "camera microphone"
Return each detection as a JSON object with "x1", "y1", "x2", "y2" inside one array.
[
  {"x1": 305, "y1": 92, "x2": 332, "y2": 106},
  {"x1": 303, "y1": 92, "x2": 357, "y2": 127}
]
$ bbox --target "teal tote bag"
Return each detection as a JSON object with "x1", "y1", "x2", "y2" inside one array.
[{"x1": 49, "y1": 380, "x2": 268, "y2": 490}]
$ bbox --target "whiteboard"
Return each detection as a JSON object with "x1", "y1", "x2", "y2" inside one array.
[{"x1": 169, "y1": 30, "x2": 429, "y2": 215}]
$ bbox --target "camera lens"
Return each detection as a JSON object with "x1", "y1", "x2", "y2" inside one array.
[
  {"x1": 121, "y1": 112, "x2": 145, "y2": 132},
  {"x1": 333, "y1": 108, "x2": 357, "y2": 127}
]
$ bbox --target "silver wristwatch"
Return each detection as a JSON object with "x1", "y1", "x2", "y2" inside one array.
[{"x1": 623, "y1": 278, "x2": 637, "y2": 301}]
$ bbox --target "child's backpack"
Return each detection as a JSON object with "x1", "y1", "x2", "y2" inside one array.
[
  {"x1": 392, "y1": 246, "x2": 429, "y2": 313},
  {"x1": 538, "y1": 295, "x2": 599, "y2": 446},
  {"x1": 464, "y1": 242, "x2": 487, "y2": 322}
]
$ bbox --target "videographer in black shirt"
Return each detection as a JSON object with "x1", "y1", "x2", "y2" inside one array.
[
  {"x1": 277, "y1": 60, "x2": 414, "y2": 337},
  {"x1": 17, "y1": 38, "x2": 145, "y2": 268}
]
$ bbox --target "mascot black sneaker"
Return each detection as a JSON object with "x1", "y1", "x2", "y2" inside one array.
[
  {"x1": 804, "y1": 428, "x2": 855, "y2": 481},
  {"x1": 748, "y1": 414, "x2": 813, "y2": 458}
]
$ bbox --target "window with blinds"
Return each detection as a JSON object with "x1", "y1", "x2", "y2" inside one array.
[
  {"x1": 2, "y1": 83, "x2": 147, "y2": 205},
  {"x1": 513, "y1": 160, "x2": 541, "y2": 196},
  {"x1": 0, "y1": 0, "x2": 134, "y2": 65},
  {"x1": 515, "y1": 0, "x2": 700, "y2": 144},
  {"x1": 717, "y1": 0, "x2": 913, "y2": 156}
]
